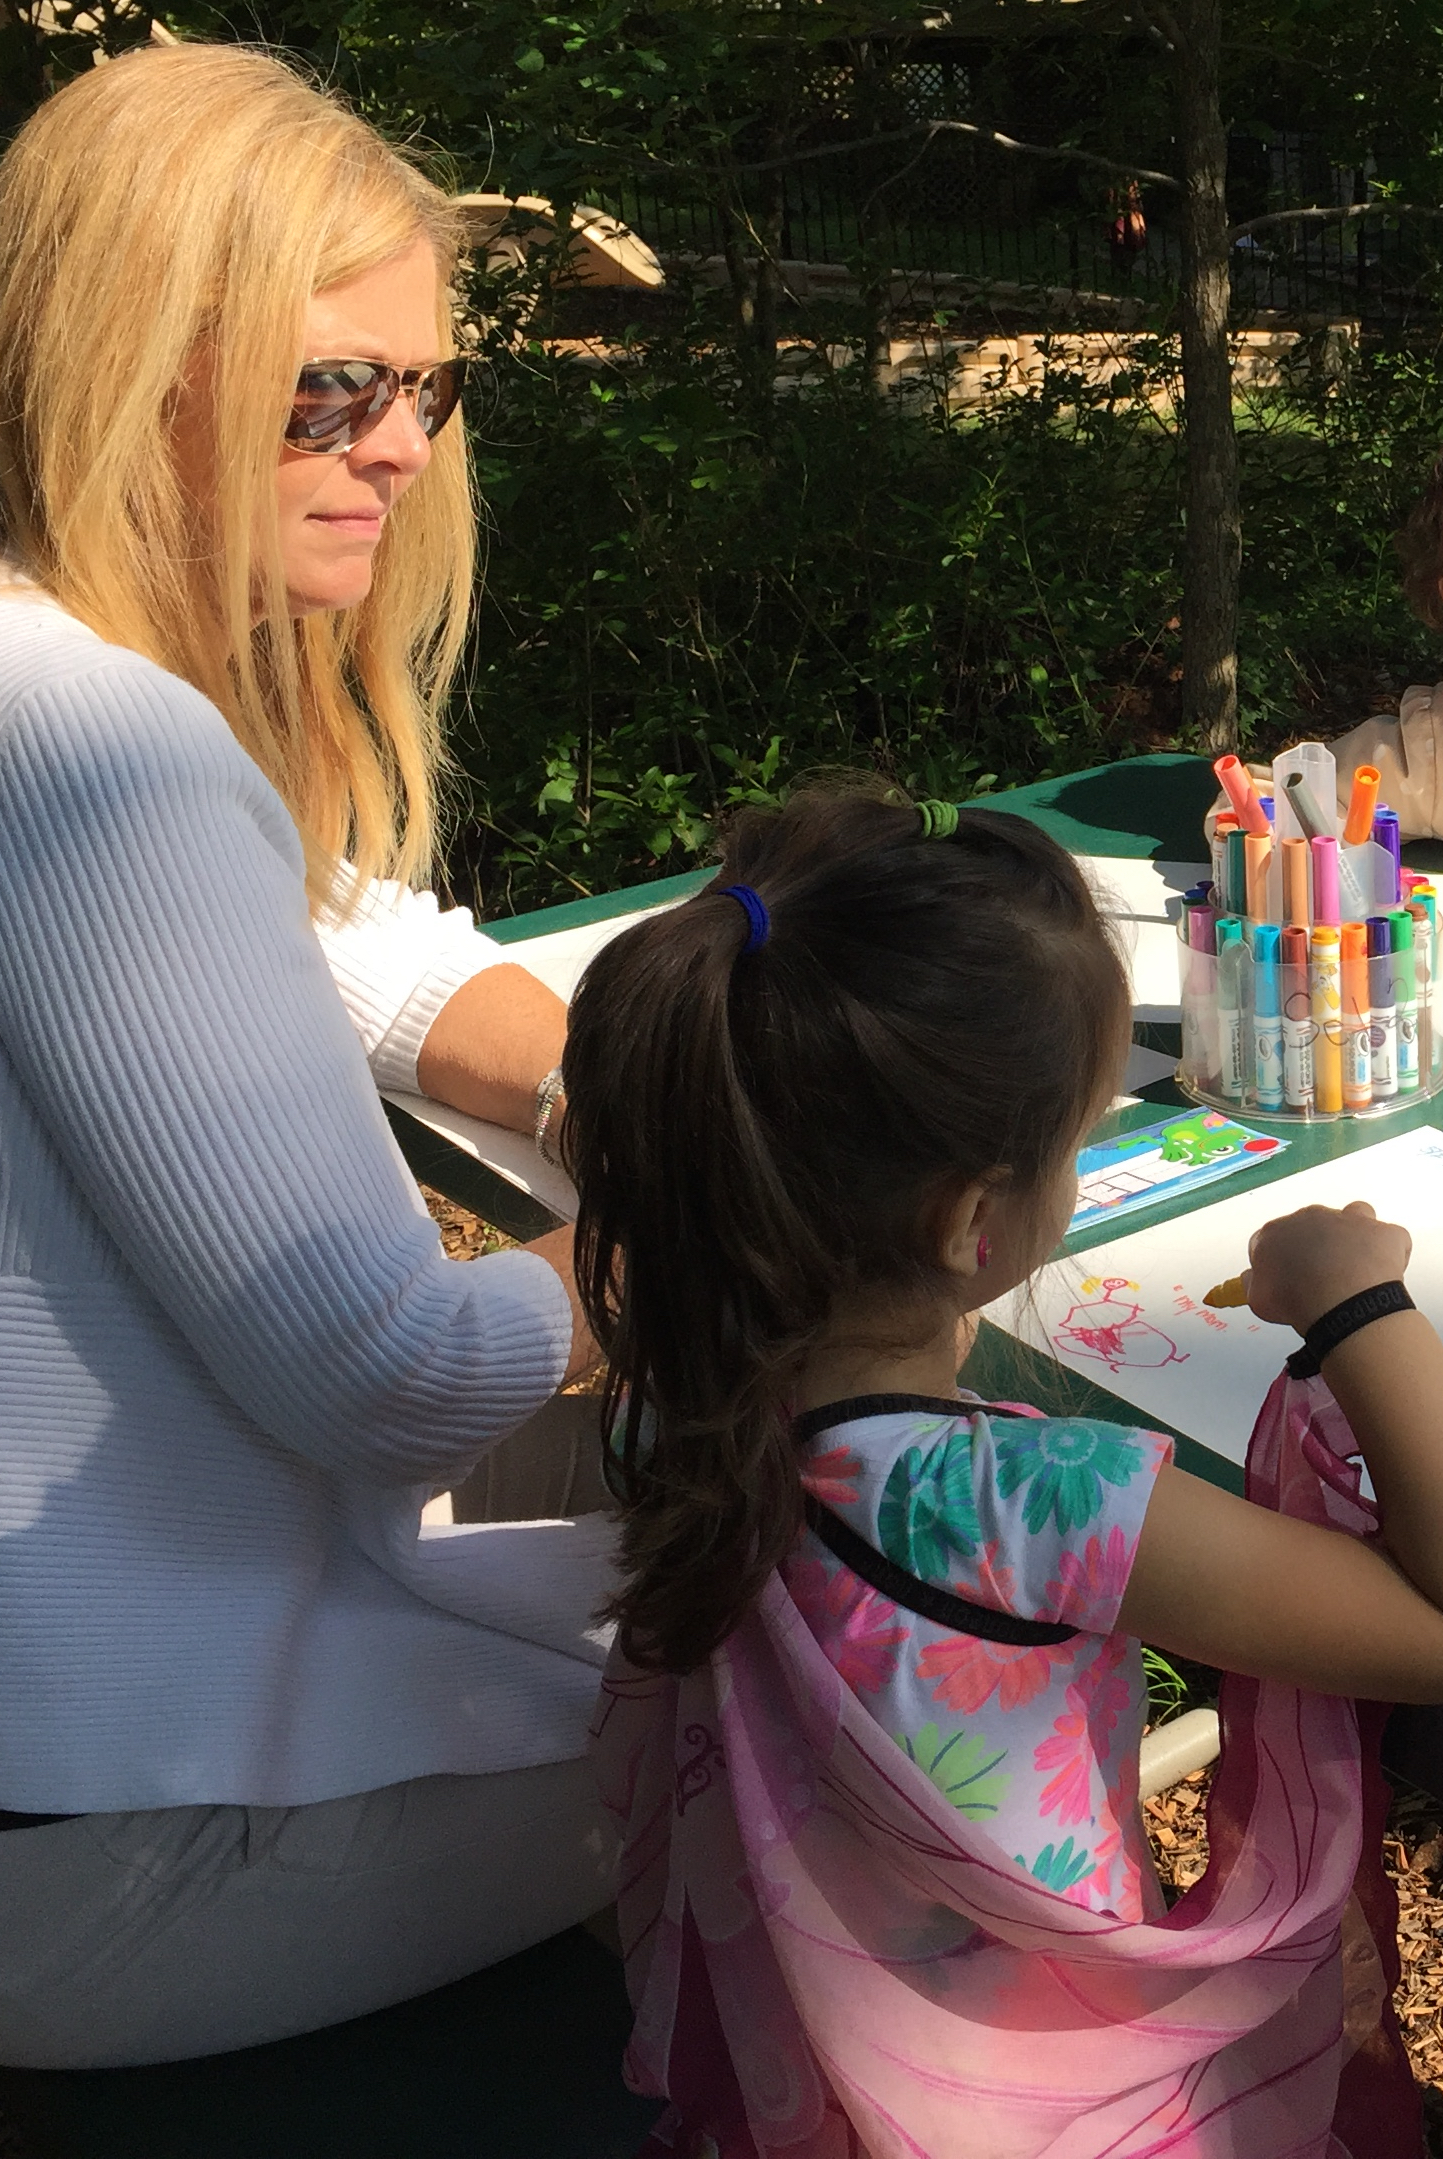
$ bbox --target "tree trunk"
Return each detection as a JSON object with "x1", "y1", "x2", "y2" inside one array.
[{"x1": 1172, "y1": 0, "x2": 1240, "y2": 755}]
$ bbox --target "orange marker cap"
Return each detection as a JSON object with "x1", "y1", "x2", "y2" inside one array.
[
  {"x1": 1214, "y1": 754, "x2": 1271, "y2": 837},
  {"x1": 1342, "y1": 764, "x2": 1381, "y2": 846}
]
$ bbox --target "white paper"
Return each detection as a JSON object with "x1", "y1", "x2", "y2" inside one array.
[
  {"x1": 1078, "y1": 857, "x2": 1211, "y2": 923},
  {"x1": 984, "y1": 1125, "x2": 1443, "y2": 1469},
  {"x1": 1120, "y1": 1042, "x2": 1176, "y2": 1091}
]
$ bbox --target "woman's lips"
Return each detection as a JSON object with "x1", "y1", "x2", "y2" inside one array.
[{"x1": 309, "y1": 511, "x2": 385, "y2": 539}]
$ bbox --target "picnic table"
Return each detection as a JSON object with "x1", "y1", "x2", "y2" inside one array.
[{"x1": 391, "y1": 750, "x2": 1443, "y2": 1498}]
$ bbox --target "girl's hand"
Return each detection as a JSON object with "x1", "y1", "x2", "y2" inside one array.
[{"x1": 1245, "y1": 1200, "x2": 1411, "y2": 1335}]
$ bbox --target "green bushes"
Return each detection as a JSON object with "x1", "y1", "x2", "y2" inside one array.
[{"x1": 445, "y1": 320, "x2": 1443, "y2": 917}]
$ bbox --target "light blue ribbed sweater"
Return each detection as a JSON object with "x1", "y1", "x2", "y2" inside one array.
[{"x1": 0, "y1": 592, "x2": 613, "y2": 1812}]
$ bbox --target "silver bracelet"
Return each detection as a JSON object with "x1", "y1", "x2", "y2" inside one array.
[{"x1": 534, "y1": 1065, "x2": 566, "y2": 1168}]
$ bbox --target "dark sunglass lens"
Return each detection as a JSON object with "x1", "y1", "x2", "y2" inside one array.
[
  {"x1": 287, "y1": 362, "x2": 391, "y2": 449},
  {"x1": 414, "y1": 359, "x2": 467, "y2": 440}
]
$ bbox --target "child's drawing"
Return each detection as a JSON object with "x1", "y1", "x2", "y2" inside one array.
[{"x1": 1051, "y1": 1276, "x2": 1190, "y2": 1375}]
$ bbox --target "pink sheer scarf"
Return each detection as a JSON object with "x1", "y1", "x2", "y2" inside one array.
[{"x1": 591, "y1": 1371, "x2": 1422, "y2": 2157}]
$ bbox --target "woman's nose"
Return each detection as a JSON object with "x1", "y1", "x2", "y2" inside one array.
[{"x1": 350, "y1": 392, "x2": 432, "y2": 480}]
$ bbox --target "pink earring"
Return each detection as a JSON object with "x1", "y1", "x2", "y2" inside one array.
[{"x1": 975, "y1": 1235, "x2": 992, "y2": 1270}]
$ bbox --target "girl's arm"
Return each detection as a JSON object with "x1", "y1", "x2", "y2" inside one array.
[{"x1": 1118, "y1": 1200, "x2": 1443, "y2": 1702}]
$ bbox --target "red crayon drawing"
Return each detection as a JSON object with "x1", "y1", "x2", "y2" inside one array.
[{"x1": 1052, "y1": 1276, "x2": 1190, "y2": 1375}]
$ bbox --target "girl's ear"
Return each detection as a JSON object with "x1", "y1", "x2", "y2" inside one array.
[{"x1": 937, "y1": 1177, "x2": 1006, "y2": 1279}]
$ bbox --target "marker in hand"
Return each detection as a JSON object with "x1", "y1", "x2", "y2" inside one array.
[{"x1": 1203, "y1": 1275, "x2": 1249, "y2": 1309}]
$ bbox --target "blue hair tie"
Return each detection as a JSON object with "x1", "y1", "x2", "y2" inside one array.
[{"x1": 718, "y1": 884, "x2": 770, "y2": 956}]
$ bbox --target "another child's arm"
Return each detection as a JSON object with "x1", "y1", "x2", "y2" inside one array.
[{"x1": 1118, "y1": 1201, "x2": 1443, "y2": 1702}]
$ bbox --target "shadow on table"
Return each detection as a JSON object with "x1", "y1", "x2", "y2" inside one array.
[
  {"x1": 1013, "y1": 758, "x2": 1219, "y2": 862},
  {"x1": 0, "y1": 1927, "x2": 660, "y2": 2159}
]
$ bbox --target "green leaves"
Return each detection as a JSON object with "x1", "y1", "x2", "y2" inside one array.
[{"x1": 445, "y1": 282, "x2": 1443, "y2": 916}]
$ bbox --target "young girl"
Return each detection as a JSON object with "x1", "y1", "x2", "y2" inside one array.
[{"x1": 564, "y1": 788, "x2": 1443, "y2": 2158}]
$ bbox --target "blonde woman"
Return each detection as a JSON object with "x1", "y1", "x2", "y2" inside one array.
[{"x1": 0, "y1": 44, "x2": 620, "y2": 2067}]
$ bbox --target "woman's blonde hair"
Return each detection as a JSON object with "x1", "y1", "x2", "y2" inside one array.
[{"x1": 0, "y1": 42, "x2": 472, "y2": 899}]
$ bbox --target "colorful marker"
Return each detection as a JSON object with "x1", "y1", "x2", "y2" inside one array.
[
  {"x1": 1343, "y1": 763, "x2": 1382, "y2": 846},
  {"x1": 1284, "y1": 771, "x2": 1333, "y2": 843},
  {"x1": 1212, "y1": 814, "x2": 1239, "y2": 913},
  {"x1": 1310, "y1": 925, "x2": 1343, "y2": 1114},
  {"x1": 1367, "y1": 917, "x2": 1398, "y2": 1099},
  {"x1": 1216, "y1": 916, "x2": 1247, "y2": 1102},
  {"x1": 1214, "y1": 755, "x2": 1272, "y2": 838},
  {"x1": 1244, "y1": 833, "x2": 1273, "y2": 923},
  {"x1": 1225, "y1": 829, "x2": 1248, "y2": 927},
  {"x1": 1372, "y1": 808, "x2": 1402, "y2": 907},
  {"x1": 1390, "y1": 908, "x2": 1420, "y2": 1095},
  {"x1": 1310, "y1": 836, "x2": 1340, "y2": 927},
  {"x1": 1282, "y1": 837, "x2": 1309, "y2": 928},
  {"x1": 1182, "y1": 908, "x2": 1219, "y2": 1087},
  {"x1": 1340, "y1": 923, "x2": 1372, "y2": 1110},
  {"x1": 1253, "y1": 924, "x2": 1284, "y2": 1110},
  {"x1": 1410, "y1": 901, "x2": 1434, "y2": 1088},
  {"x1": 1280, "y1": 924, "x2": 1315, "y2": 1110}
]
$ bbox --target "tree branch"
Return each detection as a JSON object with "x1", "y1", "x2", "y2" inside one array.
[
  {"x1": 1230, "y1": 201, "x2": 1443, "y2": 242},
  {"x1": 731, "y1": 120, "x2": 1181, "y2": 193}
]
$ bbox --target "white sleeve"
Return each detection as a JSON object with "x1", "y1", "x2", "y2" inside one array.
[
  {"x1": 315, "y1": 862, "x2": 511, "y2": 1093},
  {"x1": 0, "y1": 658, "x2": 571, "y2": 1486},
  {"x1": 1328, "y1": 686, "x2": 1443, "y2": 842}
]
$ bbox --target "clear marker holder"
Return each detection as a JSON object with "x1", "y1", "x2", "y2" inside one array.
[{"x1": 1177, "y1": 921, "x2": 1442, "y2": 1122}]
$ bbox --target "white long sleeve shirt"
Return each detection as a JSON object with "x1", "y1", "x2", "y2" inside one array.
[{"x1": 0, "y1": 588, "x2": 613, "y2": 1812}]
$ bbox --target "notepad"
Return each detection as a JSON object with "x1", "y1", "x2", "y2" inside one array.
[{"x1": 1071, "y1": 1110, "x2": 1288, "y2": 1236}]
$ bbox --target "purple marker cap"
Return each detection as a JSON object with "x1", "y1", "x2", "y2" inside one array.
[
  {"x1": 1372, "y1": 807, "x2": 1402, "y2": 905},
  {"x1": 1310, "y1": 835, "x2": 1340, "y2": 926},
  {"x1": 1188, "y1": 906, "x2": 1217, "y2": 954}
]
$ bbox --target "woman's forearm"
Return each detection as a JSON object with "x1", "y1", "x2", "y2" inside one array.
[{"x1": 416, "y1": 963, "x2": 567, "y2": 1134}]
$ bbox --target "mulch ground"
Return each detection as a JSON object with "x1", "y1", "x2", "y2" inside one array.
[{"x1": 1145, "y1": 1764, "x2": 1443, "y2": 2149}]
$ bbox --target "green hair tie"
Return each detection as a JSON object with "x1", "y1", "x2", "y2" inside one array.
[{"x1": 916, "y1": 799, "x2": 959, "y2": 840}]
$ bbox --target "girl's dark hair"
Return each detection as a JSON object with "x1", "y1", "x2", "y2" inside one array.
[
  {"x1": 1397, "y1": 452, "x2": 1443, "y2": 633},
  {"x1": 561, "y1": 787, "x2": 1131, "y2": 1674}
]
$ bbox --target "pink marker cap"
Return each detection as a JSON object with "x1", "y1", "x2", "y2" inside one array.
[{"x1": 1310, "y1": 835, "x2": 1340, "y2": 926}]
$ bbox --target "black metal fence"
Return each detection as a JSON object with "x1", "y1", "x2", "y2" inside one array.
[{"x1": 609, "y1": 50, "x2": 1438, "y2": 329}]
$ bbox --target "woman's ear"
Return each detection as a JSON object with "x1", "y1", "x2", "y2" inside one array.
[{"x1": 937, "y1": 1177, "x2": 1006, "y2": 1281}]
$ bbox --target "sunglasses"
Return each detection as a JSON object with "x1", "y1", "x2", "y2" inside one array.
[{"x1": 284, "y1": 355, "x2": 471, "y2": 454}]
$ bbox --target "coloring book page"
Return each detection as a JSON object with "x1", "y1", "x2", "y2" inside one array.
[
  {"x1": 986, "y1": 1124, "x2": 1443, "y2": 1468},
  {"x1": 1071, "y1": 1109, "x2": 1287, "y2": 1236}
]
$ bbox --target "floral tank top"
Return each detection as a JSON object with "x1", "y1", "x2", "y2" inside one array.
[{"x1": 780, "y1": 1391, "x2": 1174, "y2": 1923}]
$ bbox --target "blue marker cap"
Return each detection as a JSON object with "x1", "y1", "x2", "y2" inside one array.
[
  {"x1": 1253, "y1": 922, "x2": 1280, "y2": 1013},
  {"x1": 1366, "y1": 915, "x2": 1393, "y2": 958},
  {"x1": 1261, "y1": 796, "x2": 1277, "y2": 824}
]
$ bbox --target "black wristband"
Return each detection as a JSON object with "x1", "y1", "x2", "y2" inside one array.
[{"x1": 1287, "y1": 1280, "x2": 1416, "y2": 1380}]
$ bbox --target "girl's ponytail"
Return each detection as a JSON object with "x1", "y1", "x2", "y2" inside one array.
[{"x1": 562, "y1": 787, "x2": 1130, "y2": 1673}]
